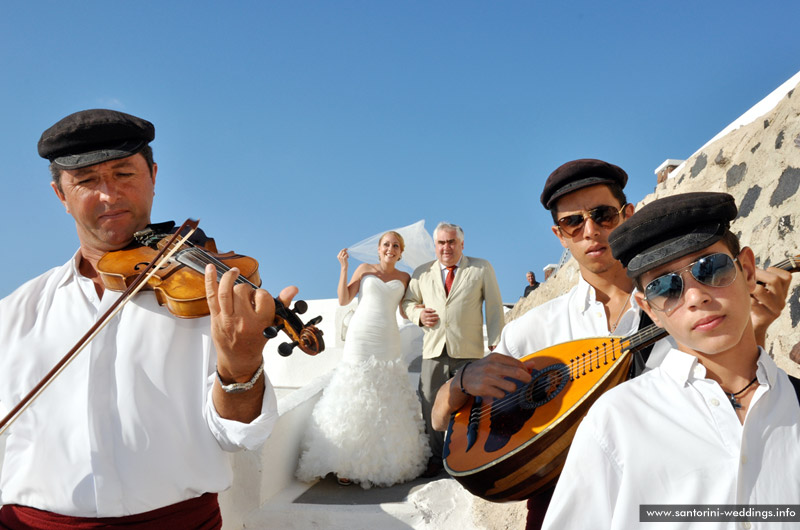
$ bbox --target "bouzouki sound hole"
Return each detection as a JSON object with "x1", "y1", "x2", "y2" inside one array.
[{"x1": 522, "y1": 363, "x2": 569, "y2": 410}]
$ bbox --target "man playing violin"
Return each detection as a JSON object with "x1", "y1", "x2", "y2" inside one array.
[
  {"x1": 430, "y1": 159, "x2": 792, "y2": 529},
  {"x1": 0, "y1": 109, "x2": 290, "y2": 528},
  {"x1": 542, "y1": 192, "x2": 800, "y2": 529}
]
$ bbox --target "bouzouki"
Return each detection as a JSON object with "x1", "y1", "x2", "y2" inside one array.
[{"x1": 444, "y1": 253, "x2": 799, "y2": 502}]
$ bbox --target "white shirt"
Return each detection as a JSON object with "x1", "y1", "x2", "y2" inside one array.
[
  {"x1": 439, "y1": 257, "x2": 463, "y2": 285},
  {"x1": 542, "y1": 347, "x2": 800, "y2": 530},
  {"x1": 496, "y1": 275, "x2": 672, "y2": 363},
  {"x1": 0, "y1": 252, "x2": 278, "y2": 517}
]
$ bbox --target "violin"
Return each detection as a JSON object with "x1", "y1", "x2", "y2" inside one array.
[
  {"x1": 97, "y1": 220, "x2": 325, "y2": 357},
  {"x1": 0, "y1": 219, "x2": 323, "y2": 437}
]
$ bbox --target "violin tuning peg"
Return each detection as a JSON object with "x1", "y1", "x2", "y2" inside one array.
[
  {"x1": 278, "y1": 342, "x2": 298, "y2": 357},
  {"x1": 307, "y1": 316, "x2": 322, "y2": 326},
  {"x1": 263, "y1": 323, "x2": 283, "y2": 339},
  {"x1": 292, "y1": 300, "x2": 308, "y2": 314}
]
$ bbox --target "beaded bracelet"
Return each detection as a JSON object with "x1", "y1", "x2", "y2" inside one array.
[{"x1": 459, "y1": 361, "x2": 473, "y2": 396}]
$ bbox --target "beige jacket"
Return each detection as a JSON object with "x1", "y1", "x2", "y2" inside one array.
[{"x1": 402, "y1": 256, "x2": 504, "y2": 360}]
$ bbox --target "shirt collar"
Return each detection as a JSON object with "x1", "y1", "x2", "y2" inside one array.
[
  {"x1": 660, "y1": 348, "x2": 700, "y2": 385},
  {"x1": 576, "y1": 275, "x2": 595, "y2": 312},
  {"x1": 439, "y1": 257, "x2": 463, "y2": 271},
  {"x1": 755, "y1": 347, "x2": 779, "y2": 386},
  {"x1": 55, "y1": 248, "x2": 83, "y2": 289},
  {"x1": 660, "y1": 346, "x2": 776, "y2": 387}
]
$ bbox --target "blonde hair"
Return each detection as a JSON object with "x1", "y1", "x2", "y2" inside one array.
[{"x1": 379, "y1": 231, "x2": 405, "y2": 252}]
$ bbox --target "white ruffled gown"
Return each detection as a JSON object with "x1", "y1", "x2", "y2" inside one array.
[{"x1": 296, "y1": 275, "x2": 431, "y2": 488}]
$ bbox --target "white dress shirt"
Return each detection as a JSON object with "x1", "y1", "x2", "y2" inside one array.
[
  {"x1": 496, "y1": 275, "x2": 672, "y2": 363},
  {"x1": 0, "y1": 252, "x2": 278, "y2": 517},
  {"x1": 439, "y1": 257, "x2": 463, "y2": 285},
  {"x1": 542, "y1": 347, "x2": 800, "y2": 530}
]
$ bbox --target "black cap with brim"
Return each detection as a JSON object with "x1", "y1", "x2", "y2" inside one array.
[
  {"x1": 540, "y1": 158, "x2": 628, "y2": 210},
  {"x1": 38, "y1": 109, "x2": 154, "y2": 170},
  {"x1": 609, "y1": 192, "x2": 738, "y2": 278}
]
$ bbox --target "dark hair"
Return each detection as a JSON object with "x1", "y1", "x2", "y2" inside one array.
[
  {"x1": 50, "y1": 145, "x2": 155, "y2": 193},
  {"x1": 633, "y1": 229, "x2": 742, "y2": 291},
  {"x1": 550, "y1": 182, "x2": 628, "y2": 224}
]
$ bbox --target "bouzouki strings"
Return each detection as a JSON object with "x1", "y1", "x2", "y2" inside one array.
[{"x1": 469, "y1": 324, "x2": 667, "y2": 421}]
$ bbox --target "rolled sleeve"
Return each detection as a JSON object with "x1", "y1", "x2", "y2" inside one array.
[{"x1": 204, "y1": 373, "x2": 279, "y2": 452}]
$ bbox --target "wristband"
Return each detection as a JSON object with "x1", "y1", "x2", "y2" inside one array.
[
  {"x1": 459, "y1": 361, "x2": 473, "y2": 396},
  {"x1": 216, "y1": 361, "x2": 264, "y2": 394}
]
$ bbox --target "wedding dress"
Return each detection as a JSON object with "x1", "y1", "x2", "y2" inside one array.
[{"x1": 296, "y1": 275, "x2": 431, "y2": 488}]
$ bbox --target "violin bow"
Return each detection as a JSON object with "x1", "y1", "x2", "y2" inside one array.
[{"x1": 0, "y1": 219, "x2": 200, "y2": 436}]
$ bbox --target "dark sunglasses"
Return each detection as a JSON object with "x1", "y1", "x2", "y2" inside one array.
[
  {"x1": 643, "y1": 252, "x2": 739, "y2": 315},
  {"x1": 556, "y1": 204, "x2": 627, "y2": 237}
]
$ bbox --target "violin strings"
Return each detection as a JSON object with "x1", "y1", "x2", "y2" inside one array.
[{"x1": 175, "y1": 246, "x2": 260, "y2": 290}]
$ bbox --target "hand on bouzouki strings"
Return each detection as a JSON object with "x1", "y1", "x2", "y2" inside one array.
[
  {"x1": 432, "y1": 353, "x2": 532, "y2": 432},
  {"x1": 457, "y1": 353, "x2": 532, "y2": 400}
]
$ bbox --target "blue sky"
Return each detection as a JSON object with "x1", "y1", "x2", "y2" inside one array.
[{"x1": 1, "y1": 2, "x2": 798, "y2": 304}]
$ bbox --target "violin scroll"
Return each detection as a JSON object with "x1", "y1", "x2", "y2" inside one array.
[{"x1": 268, "y1": 300, "x2": 325, "y2": 357}]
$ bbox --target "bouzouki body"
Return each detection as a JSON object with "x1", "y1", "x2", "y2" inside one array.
[{"x1": 443, "y1": 330, "x2": 664, "y2": 502}]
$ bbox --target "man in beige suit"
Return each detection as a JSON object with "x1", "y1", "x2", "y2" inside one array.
[{"x1": 402, "y1": 222, "x2": 504, "y2": 476}]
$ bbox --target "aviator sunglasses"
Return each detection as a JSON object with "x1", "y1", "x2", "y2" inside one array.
[
  {"x1": 643, "y1": 252, "x2": 739, "y2": 315},
  {"x1": 556, "y1": 204, "x2": 627, "y2": 237}
]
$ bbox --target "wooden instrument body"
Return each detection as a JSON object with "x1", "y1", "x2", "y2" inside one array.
[
  {"x1": 99, "y1": 246, "x2": 261, "y2": 319},
  {"x1": 98, "y1": 224, "x2": 325, "y2": 356},
  {"x1": 444, "y1": 336, "x2": 633, "y2": 502}
]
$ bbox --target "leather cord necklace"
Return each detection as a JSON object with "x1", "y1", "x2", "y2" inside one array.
[{"x1": 723, "y1": 375, "x2": 758, "y2": 410}]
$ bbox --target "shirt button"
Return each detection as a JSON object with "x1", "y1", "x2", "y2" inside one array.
[
  {"x1": 741, "y1": 455, "x2": 748, "y2": 465},
  {"x1": 742, "y1": 522, "x2": 752, "y2": 529},
  {"x1": 710, "y1": 398, "x2": 720, "y2": 407}
]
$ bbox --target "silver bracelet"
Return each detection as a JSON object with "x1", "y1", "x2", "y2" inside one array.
[{"x1": 216, "y1": 361, "x2": 264, "y2": 394}]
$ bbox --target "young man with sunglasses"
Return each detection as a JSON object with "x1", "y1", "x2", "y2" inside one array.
[
  {"x1": 430, "y1": 159, "x2": 791, "y2": 529},
  {"x1": 541, "y1": 192, "x2": 800, "y2": 529}
]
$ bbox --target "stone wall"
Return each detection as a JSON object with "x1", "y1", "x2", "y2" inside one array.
[{"x1": 507, "y1": 81, "x2": 800, "y2": 377}]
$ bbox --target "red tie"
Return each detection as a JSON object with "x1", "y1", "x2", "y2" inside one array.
[{"x1": 445, "y1": 265, "x2": 456, "y2": 296}]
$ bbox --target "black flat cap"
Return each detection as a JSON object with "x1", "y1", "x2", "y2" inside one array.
[
  {"x1": 609, "y1": 192, "x2": 738, "y2": 278},
  {"x1": 38, "y1": 109, "x2": 154, "y2": 170},
  {"x1": 540, "y1": 158, "x2": 628, "y2": 209}
]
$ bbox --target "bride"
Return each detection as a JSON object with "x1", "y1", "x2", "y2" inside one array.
[{"x1": 296, "y1": 231, "x2": 431, "y2": 488}]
